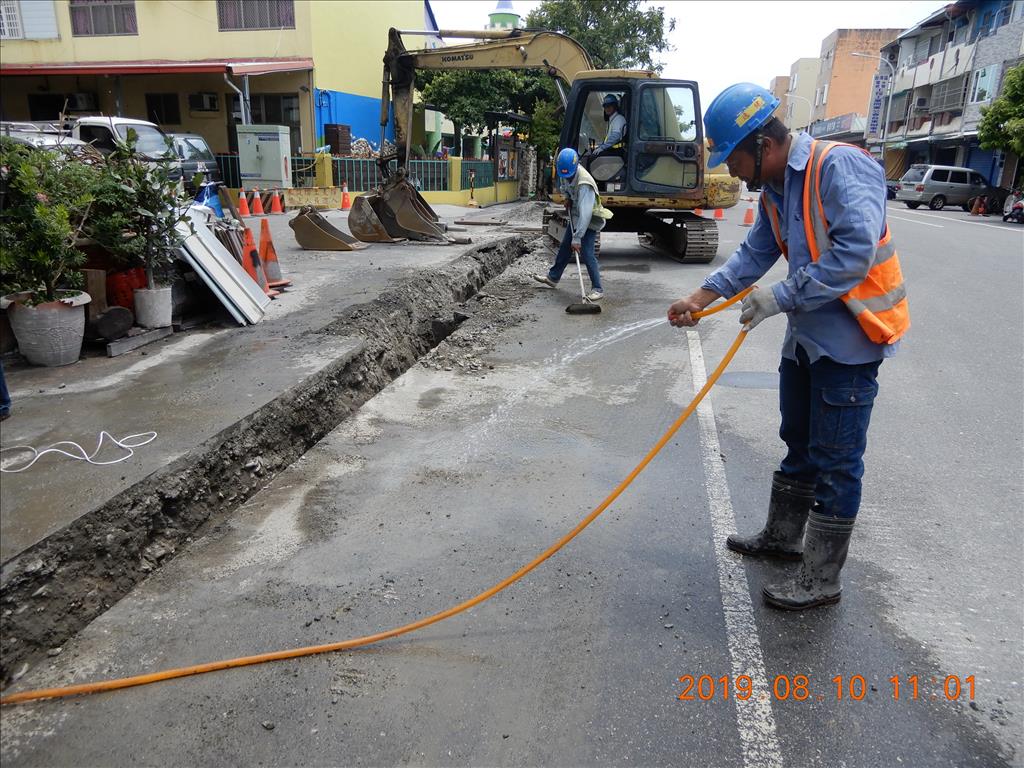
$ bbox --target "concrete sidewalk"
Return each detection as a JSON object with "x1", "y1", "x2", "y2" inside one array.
[{"x1": 0, "y1": 200, "x2": 541, "y2": 680}]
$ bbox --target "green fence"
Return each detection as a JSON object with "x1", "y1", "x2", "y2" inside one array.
[
  {"x1": 462, "y1": 160, "x2": 494, "y2": 189},
  {"x1": 215, "y1": 154, "x2": 241, "y2": 189},
  {"x1": 333, "y1": 158, "x2": 449, "y2": 191},
  {"x1": 290, "y1": 156, "x2": 317, "y2": 188},
  {"x1": 218, "y1": 154, "x2": 451, "y2": 191}
]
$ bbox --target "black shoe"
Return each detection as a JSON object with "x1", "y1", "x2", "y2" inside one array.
[
  {"x1": 726, "y1": 472, "x2": 815, "y2": 561},
  {"x1": 762, "y1": 512, "x2": 855, "y2": 610}
]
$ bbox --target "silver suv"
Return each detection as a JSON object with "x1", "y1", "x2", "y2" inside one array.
[{"x1": 895, "y1": 164, "x2": 988, "y2": 210}]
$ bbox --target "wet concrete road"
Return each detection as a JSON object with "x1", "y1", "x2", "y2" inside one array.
[{"x1": 2, "y1": 204, "x2": 1021, "y2": 766}]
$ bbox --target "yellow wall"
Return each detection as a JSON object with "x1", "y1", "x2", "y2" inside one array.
[
  {"x1": 0, "y1": 70, "x2": 313, "y2": 153},
  {"x1": 0, "y1": 1, "x2": 313, "y2": 64},
  {"x1": 308, "y1": 0, "x2": 426, "y2": 97}
]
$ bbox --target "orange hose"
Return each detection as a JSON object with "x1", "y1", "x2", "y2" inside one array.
[{"x1": 1, "y1": 289, "x2": 752, "y2": 706}]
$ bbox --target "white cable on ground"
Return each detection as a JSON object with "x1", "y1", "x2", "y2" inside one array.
[{"x1": 0, "y1": 431, "x2": 158, "y2": 473}]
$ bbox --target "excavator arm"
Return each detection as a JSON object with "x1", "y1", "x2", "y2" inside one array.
[
  {"x1": 348, "y1": 28, "x2": 592, "y2": 245},
  {"x1": 380, "y1": 27, "x2": 593, "y2": 163}
]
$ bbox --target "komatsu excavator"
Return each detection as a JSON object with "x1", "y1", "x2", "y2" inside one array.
[{"x1": 349, "y1": 28, "x2": 740, "y2": 263}]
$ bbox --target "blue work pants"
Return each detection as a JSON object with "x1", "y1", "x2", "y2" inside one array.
[
  {"x1": 778, "y1": 345, "x2": 881, "y2": 519},
  {"x1": 548, "y1": 227, "x2": 603, "y2": 293}
]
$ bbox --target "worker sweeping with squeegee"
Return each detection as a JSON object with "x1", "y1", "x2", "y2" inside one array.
[
  {"x1": 669, "y1": 83, "x2": 910, "y2": 610},
  {"x1": 533, "y1": 147, "x2": 612, "y2": 313}
]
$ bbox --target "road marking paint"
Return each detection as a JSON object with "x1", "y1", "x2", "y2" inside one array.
[
  {"x1": 887, "y1": 214, "x2": 944, "y2": 228},
  {"x1": 686, "y1": 331, "x2": 784, "y2": 768},
  {"x1": 887, "y1": 204, "x2": 1022, "y2": 232}
]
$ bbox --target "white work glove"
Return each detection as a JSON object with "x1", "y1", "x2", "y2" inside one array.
[{"x1": 739, "y1": 286, "x2": 782, "y2": 330}]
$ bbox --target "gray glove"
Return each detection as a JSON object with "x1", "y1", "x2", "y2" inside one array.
[{"x1": 739, "y1": 286, "x2": 782, "y2": 330}]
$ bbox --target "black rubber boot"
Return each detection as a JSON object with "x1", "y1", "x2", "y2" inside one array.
[
  {"x1": 762, "y1": 512, "x2": 855, "y2": 610},
  {"x1": 726, "y1": 472, "x2": 815, "y2": 561}
]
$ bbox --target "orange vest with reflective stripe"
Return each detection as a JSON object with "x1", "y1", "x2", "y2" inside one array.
[{"x1": 760, "y1": 139, "x2": 910, "y2": 345}]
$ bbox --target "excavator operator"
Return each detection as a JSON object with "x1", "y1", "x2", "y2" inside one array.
[{"x1": 593, "y1": 94, "x2": 627, "y2": 157}]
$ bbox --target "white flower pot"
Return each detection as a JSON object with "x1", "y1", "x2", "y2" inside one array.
[
  {"x1": 2, "y1": 291, "x2": 90, "y2": 367},
  {"x1": 133, "y1": 286, "x2": 173, "y2": 329}
]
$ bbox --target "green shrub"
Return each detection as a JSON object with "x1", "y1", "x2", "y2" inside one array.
[{"x1": 0, "y1": 137, "x2": 97, "y2": 303}]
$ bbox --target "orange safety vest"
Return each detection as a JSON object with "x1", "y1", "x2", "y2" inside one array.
[{"x1": 760, "y1": 139, "x2": 910, "y2": 345}]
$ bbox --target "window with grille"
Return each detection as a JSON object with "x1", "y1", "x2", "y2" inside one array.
[
  {"x1": 145, "y1": 93, "x2": 181, "y2": 126},
  {"x1": 0, "y1": 0, "x2": 23, "y2": 39},
  {"x1": 70, "y1": 0, "x2": 138, "y2": 36},
  {"x1": 929, "y1": 75, "x2": 967, "y2": 113},
  {"x1": 217, "y1": 0, "x2": 295, "y2": 31}
]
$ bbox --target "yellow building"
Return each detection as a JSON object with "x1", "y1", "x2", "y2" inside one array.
[{"x1": 0, "y1": 0, "x2": 440, "y2": 154}]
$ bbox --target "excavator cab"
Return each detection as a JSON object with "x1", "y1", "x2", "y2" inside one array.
[
  {"x1": 561, "y1": 75, "x2": 704, "y2": 200},
  {"x1": 555, "y1": 74, "x2": 723, "y2": 263}
]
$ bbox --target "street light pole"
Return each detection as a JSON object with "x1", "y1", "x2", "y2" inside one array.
[{"x1": 852, "y1": 51, "x2": 895, "y2": 173}]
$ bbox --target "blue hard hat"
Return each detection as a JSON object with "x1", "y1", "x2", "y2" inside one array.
[
  {"x1": 602, "y1": 94, "x2": 619, "y2": 107},
  {"x1": 556, "y1": 147, "x2": 579, "y2": 178},
  {"x1": 704, "y1": 83, "x2": 780, "y2": 168}
]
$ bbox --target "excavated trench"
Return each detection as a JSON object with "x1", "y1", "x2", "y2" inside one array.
[{"x1": 0, "y1": 234, "x2": 535, "y2": 686}]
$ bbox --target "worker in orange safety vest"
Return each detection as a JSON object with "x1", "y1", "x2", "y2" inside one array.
[{"x1": 667, "y1": 83, "x2": 909, "y2": 611}]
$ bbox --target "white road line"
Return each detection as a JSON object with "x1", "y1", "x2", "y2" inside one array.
[
  {"x1": 886, "y1": 204, "x2": 1022, "y2": 232},
  {"x1": 686, "y1": 331, "x2": 784, "y2": 768},
  {"x1": 886, "y1": 214, "x2": 944, "y2": 228}
]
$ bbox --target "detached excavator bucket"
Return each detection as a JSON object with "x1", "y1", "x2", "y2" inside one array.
[
  {"x1": 350, "y1": 170, "x2": 451, "y2": 243},
  {"x1": 349, "y1": 194, "x2": 406, "y2": 243},
  {"x1": 289, "y1": 206, "x2": 369, "y2": 251},
  {"x1": 378, "y1": 178, "x2": 449, "y2": 241}
]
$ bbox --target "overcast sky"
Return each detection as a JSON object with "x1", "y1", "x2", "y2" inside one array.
[{"x1": 428, "y1": 1, "x2": 948, "y2": 108}]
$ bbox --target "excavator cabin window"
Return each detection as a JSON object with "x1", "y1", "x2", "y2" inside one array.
[
  {"x1": 575, "y1": 90, "x2": 628, "y2": 187},
  {"x1": 634, "y1": 85, "x2": 700, "y2": 190}
]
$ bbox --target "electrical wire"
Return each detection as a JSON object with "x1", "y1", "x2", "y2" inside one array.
[{"x1": 0, "y1": 432, "x2": 158, "y2": 473}]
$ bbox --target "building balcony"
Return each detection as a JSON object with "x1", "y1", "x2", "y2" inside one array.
[
  {"x1": 906, "y1": 120, "x2": 933, "y2": 139},
  {"x1": 928, "y1": 42, "x2": 975, "y2": 85},
  {"x1": 930, "y1": 115, "x2": 963, "y2": 136}
]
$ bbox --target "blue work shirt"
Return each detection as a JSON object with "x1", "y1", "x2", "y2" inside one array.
[{"x1": 703, "y1": 132, "x2": 900, "y2": 365}]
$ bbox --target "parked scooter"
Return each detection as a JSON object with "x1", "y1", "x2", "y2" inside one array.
[{"x1": 1003, "y1": 188, "x2": 1024, "y2": 224}]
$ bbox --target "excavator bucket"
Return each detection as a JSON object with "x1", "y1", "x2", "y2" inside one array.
[
  {"x1": 289, "y1": 206, "x2": 369, "y2": 251},
  {"x1": 348, "y1": 194, "x2": 406, "y2": 243},
  {"x1": 350, "y1": 170, "x2": 452, "y2": 243}
]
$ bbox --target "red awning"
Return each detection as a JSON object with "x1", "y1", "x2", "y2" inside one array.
[{"x1": 0, "y1": 57, "x2": 313, "y2": 77}]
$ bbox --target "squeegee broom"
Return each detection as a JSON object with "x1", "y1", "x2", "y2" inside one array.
[{"x1": 565, "y1": 216, "x2": 601, "y2": 315}]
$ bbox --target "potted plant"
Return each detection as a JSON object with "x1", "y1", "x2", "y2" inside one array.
[
  {"x1": 0, "y1": 137, "x2": 96, "y2": 366},
  {"x1": 88, "y1": 132, "x2": 191, "y2": 329}
]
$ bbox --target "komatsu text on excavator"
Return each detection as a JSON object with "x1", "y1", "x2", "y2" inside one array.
[{"x1": 348, "y1": 28, "x2": 740, "y2": 263}]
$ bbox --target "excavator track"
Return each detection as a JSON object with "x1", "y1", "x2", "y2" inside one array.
[{"x1": 638, "y1": 213, "x2": 719, "y2": 264}]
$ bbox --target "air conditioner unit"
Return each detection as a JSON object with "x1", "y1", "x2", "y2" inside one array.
[
  {"x1": 67, "y1": 92, "x2": 97, "y2": 111},
  {"x1": 188, "y1": 92, "x2": 220, "y2": 112},
  {"x1": 913, "y1": 97, "x2": 929, "y2": 111}
]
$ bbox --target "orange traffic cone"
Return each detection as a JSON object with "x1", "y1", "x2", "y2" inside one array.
[
  {"x1": 242, "y1": 227, "x2": 279, "y2": 298},
  {"x1": 714, "y1": 208, "x2": 725, "y2": 220},
  {"x1": 237, "y1": 186, "x2": 251, "y2": 217},
  {"x1": 259, "y1": 218, "x2": 292, "y2": 288},
  {"x1": 269, "y1": 189, "x2": 284, "y2": 215},
  {"x1": 341, "y1": 181, "x2": 352, "y2": 211},
  {"x1": 741, "y1": 201, "x2": 755, "y2": 226},
  {"x1": 694, "y1": 207, "x2": 704, "y2": 216},
  {"x1": 251, "y1": 187, "x2": 265, "y2": 216}
]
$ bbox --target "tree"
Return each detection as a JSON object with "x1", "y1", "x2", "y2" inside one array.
[
  {"x1": 526, "y1": 0, "x2": 676, "y2": 72},
  {"x1": 978, "y1": 64, "x2": 1024, "y2": 158},
  {"x1": 529, "y1": 99, "x2": 562, "y2": 160}
]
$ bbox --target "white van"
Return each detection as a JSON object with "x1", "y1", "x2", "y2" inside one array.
[
  {"x1": 71, "y1": 117, "x2": 182, "y2": 181},
  {"x1": 895, "y1": 164, "x2": 988, "y2": 210}
]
